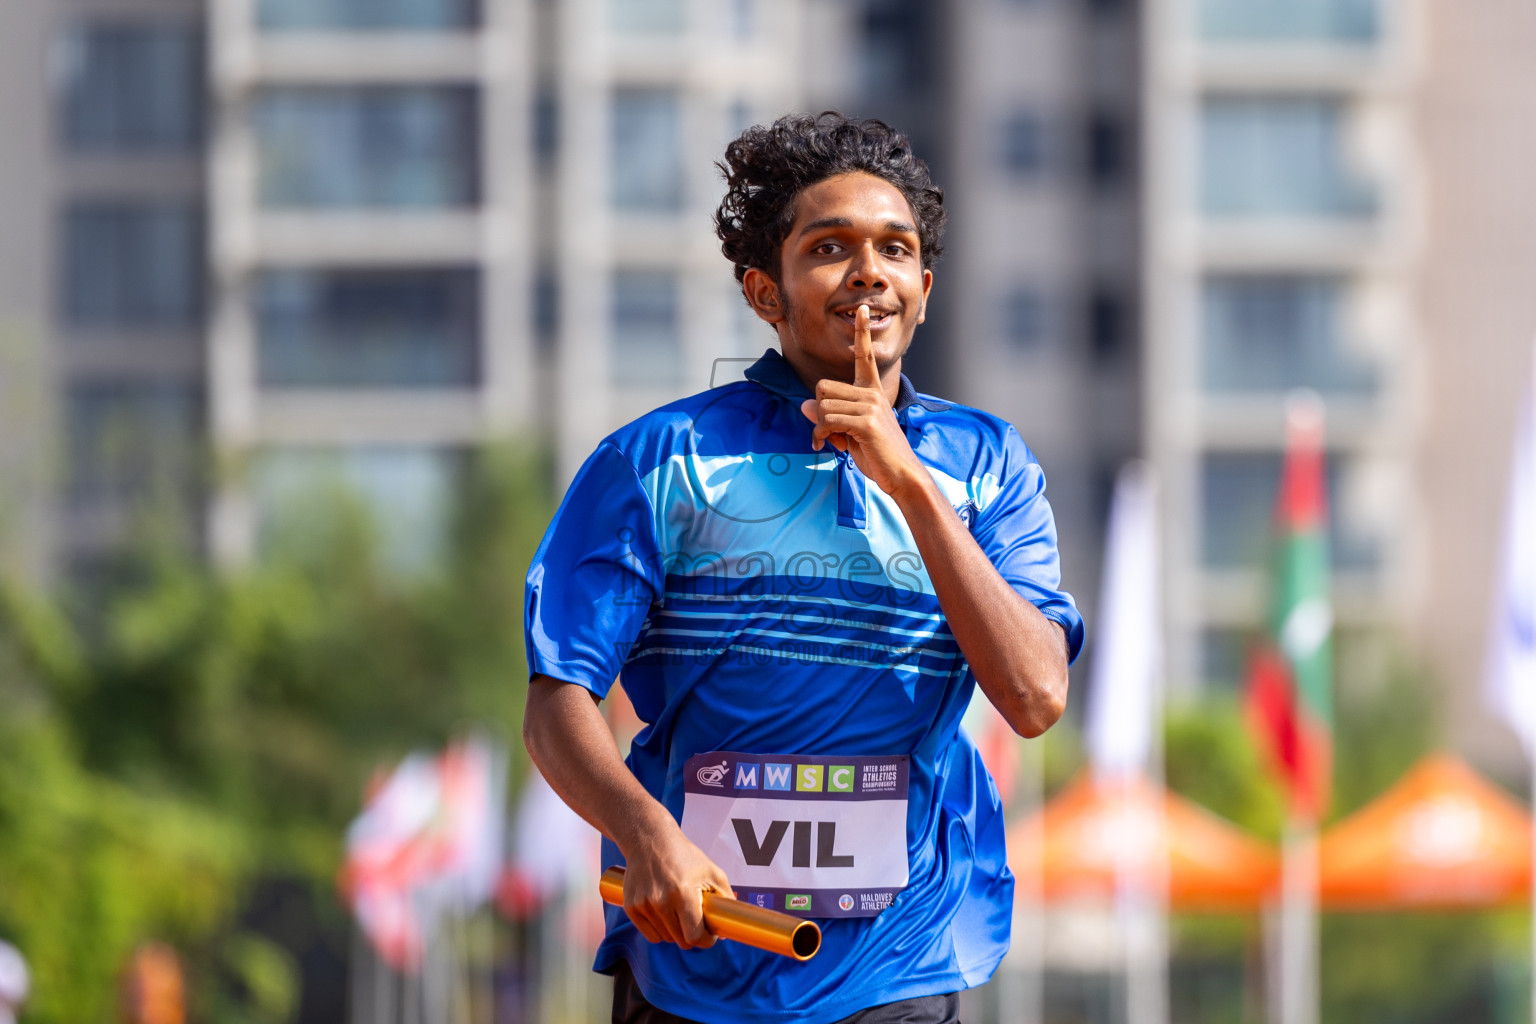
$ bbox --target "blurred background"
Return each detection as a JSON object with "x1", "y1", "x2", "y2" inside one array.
[{"x1": 2, "y1": 0, "x2": 1536, "y2": 1021}]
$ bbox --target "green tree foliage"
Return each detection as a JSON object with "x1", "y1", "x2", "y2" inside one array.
[{"x1": 0, "y1": 444, "x2": 553, "y2": 1022}]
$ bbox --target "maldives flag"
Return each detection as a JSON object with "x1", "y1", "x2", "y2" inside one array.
[{"x1": 1245, "y1": 393, "x2": 1333, "y2": 822}]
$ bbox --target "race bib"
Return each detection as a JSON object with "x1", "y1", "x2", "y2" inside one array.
[{"x1": 680, "y1": 750, "x2": 909, "y2": 919}]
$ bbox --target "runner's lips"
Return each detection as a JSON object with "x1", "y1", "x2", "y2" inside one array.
[{"x1": 836, "y1": 307, "x2": 894, "y2": 326}]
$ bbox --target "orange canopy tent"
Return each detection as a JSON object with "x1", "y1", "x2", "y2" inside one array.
[
  {"x1": 1317, "y1": 753, "x2": 1533, "y2": 909},
  {"x1": 1007, "y1": 772, "x2": 1279, "y2": 910}
]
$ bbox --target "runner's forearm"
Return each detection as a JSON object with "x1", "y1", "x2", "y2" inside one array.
[
  {"x1": 523, "y1": 674, "x2": 676, "y2": 853},
  {"x1": 523, "y1": 674, "x2": 730, "y2": 949},
  {"x1": 887, "y1": 475, "x2": 1069, "y2": 737}
]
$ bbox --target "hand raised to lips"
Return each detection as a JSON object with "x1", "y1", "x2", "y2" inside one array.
[
  {"x1": 798, "y1": 305, "x2": 930, "y2": 500},
  {"x1": 837, "y1": 305, "x2": 891, "y2": 327}
]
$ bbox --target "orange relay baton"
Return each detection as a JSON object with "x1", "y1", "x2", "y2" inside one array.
[{"x1": 599, "y1": 866, "x2": 821, "y2": 961}]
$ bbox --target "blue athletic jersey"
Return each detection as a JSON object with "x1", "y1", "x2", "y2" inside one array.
[{"x1": 525, "y1": 349, "x2": 1083, "y2": 1024}]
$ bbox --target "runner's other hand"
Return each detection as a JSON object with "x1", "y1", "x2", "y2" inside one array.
[{"x1": 620, "y1": 825, "x2": 731, "y2": 951}]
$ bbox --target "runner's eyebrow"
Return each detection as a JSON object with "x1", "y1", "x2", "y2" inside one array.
[
  {"x1": 798, "y1": 217, "x2": 853, "y2": 235},
  {"x1": 796, "y1": 218, "x2": 918, "y2": 237}
]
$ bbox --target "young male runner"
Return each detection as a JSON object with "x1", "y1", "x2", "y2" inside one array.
[{"x1": 523, "y1": 112, "x2": 1082, "y2": 1024}]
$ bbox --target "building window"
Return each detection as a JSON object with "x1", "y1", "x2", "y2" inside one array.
[
  {"x1": 66, "y1": 378, "x2": 202, "y2": 509},
  {"x1": 255, "y1": 268, "x2": 479, "y2": 388},
  {"x1": 730, "y1": 0, "x2": 755, "y2": 39},
  {"x1": 1000, "y1": 112, "x2": 1047, "y2": 178},
  {"x1": 1003, "y1": 287, "x2": 1047, "y2": 352},
  {"x1": 1200, "y1": 96, "x2": 1376, "y2": 218},
  {"x1": 863, "y1": 0, "x2": 934, "y2": 96},
  {"x1": 1087, "y1": 287, "x2": 1129, "y2": 363},
  {"x1": 1086, "y1": 111, "x2": 1129, "y2": 189},
  {"x1": 533, "y1": 87, "x2": 559, "y2": 164},
  {"x1": 64, "y1": 204, "x2": 204, "y2": 328},
  {"x1": 258, "y1": 0, "x2": 478, "y2": 30},
  {"x1": 1200, "y1": 451, "x2": 1379, "y2": 571},
  {"x1": 1200, "y1": 628, "x2": 1248, "y2": 690},
  {"x1": 609, "y1": 0, "x2": 686, "y2": 35},
  {"x1": 533, "y1": 268, "x2": 560, "y2": 353},
  {"x1": 60, "y1": 21, "x2": 204, "y2": 153},
  {"x1": 254, "y1": 86, "x2": 478, "y2": 209},
  {"x1": 611, "y1": 89, "x2": 684, "y2": 211},
  {"x1": 1201, "y1": 275, "x2": 1376, "y2": 394},
  {"x1": 254, "y1": 446, "x2": 461, "y2": 573},
  {"x1": 1199, "y1": 0, "x2": 1378, "y2": 43},
  {"x1": 612, "y1": 270, "x2": 681, "y2": 386}
]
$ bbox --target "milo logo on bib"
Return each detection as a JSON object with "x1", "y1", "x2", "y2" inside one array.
[{"x1": 679, "y1": 751, "x2": 909, "y2": 919}]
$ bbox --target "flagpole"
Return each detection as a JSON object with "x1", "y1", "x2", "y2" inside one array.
[
  {"x1": 1016, "y1": 729, "x2": 1045, "y2": 1024},
  {"x1": 1085, "y1": 461, "x2": 1166, "y2": 1024},
  {"x1": 1524, "y1": 352, "x2": 1536, "y2": 1024},
  {"x1": 1278, "y1": 819, "x2": 1318, "y2": 1024}
]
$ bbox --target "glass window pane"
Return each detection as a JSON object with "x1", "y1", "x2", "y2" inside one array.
[
  {"x1": 254, "y1": 87, "x2": 478, "y2": 209},
  {"x1": 1201, "y1": 451, "x2": 1379, "y2": 570},
  {"x1": 1003, "y1": 287, "x2": 1046, "y2": 352},
  {"x1": 254, "y1": 446, "x2": 460, "y2": 573},
  {"x1": 730, "y1": 0, "x2": 755, "y2": 39},
  {"x1": 256, "y1": 268, "x2": 479, "y2": 388},
  {"x1": 612, "y1": 89, "x2": 683, "y2": 211},
  {"x1": 612, "y1": 270, "x2": 681, "y2": 386},
  {"x1": 1201, "y1": 628, "x2": 1247, "y2": 690},
  {"x1": 64, "y1": 204, "x2": 205, "y2": 328},
  {"x1": 258, "y1": 0, "x2": 478, "y2": 31},
  {"x1": 1087, "y1": 287, "x2": 1129, "y2": 363},
  {"x1": 1086, "y1": 111, "x2": 1128, "y2": 188},
  {"x1": 61, "y1": 21, "x2": 204, "y2": 153},
  {"x1": 1000, "y1": 112, "x2": 1047, "y2": 178},
  {"x1": 66, "y1": 379, "x2": 202, "y2": 508},
  {"x1": 1201, "y1": 275, "x2": 1376, "y2": 394},
  {"x1": 1200, "y1": 97, "x2": 1376, "y2": 218},
  {"x1": 609, "y1": 0, "x2": 686, "y2": 34},
  {"x1": 1199, "y1": 0, "x2": 1379, "y2": 43}
]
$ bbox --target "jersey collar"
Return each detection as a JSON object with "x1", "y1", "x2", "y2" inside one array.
[{"x1": 742, "y1": 348, "x2": 949, "y2": 413}]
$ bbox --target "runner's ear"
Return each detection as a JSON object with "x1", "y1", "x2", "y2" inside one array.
[{"x1": 742, "y1": 267, "x2": 785, "y2": 325}]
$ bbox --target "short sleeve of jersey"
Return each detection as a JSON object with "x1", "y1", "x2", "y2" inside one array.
[
  {"x1": 971, "y1": 426, "x2": 1085, "y2": 663},
  {"x1": 524, "y1": 441, "x2": 664, "y2": 698}
]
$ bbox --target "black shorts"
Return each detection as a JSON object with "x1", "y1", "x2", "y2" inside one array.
[{"x1": 610, "y1": 958, "x2": 961, "y2": 1024}]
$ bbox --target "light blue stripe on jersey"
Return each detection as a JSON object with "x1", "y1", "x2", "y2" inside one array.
[
  {"x1": 651, "y1": 607, "x2": 957, "y2": 646},
  {"x1": 641, "y1": 452, "x2": 943, "y2": 597}
]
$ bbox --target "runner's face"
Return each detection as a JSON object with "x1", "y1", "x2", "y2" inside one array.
[{"x1": 745, "y1": 172, "x2": 932, "y2": 387}]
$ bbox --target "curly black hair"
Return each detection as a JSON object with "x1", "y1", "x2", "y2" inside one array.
[{"x1": 714, "y1": 112, "x2": 946, "y2": 287}]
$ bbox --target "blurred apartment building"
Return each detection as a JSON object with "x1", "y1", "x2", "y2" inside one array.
[
  {"x1": 3, "y1": 0, "x2": 1536, "y2": 736},
  {"x1": 1142, "y1": 0, "x2": 1426, "y2": 693},
  {"x1": 939, "y1": 0, "x2": 1144, "y2": 625},
  {"x1": 0, "y1": 0, "x2": 854, "y2": 577},
  {"x1": 1143, "y1": 0, "x2": 1536, "y2": 753},
  {"x1": 855, "y1": 0, "x2": 1536, "y2": 730},
  {"x1": 0, "y1": 0, "x2": 208, "y2": 581}
]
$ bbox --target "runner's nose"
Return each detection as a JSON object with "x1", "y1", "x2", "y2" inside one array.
[{"x1": 847, "y1": 241, "x2": 889, "y2": 292}]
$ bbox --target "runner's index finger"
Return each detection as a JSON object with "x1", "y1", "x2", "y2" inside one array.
[{"x1": 853, "y1": 304, "x2": 879, "y2": 389}]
